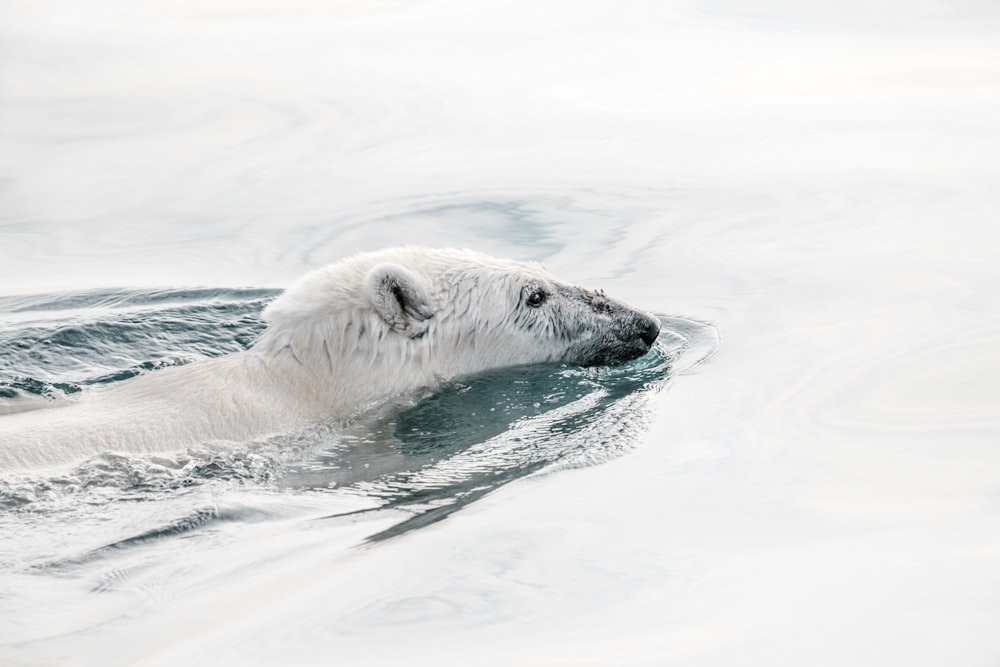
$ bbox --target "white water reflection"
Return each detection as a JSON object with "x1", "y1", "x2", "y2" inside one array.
[{"x1": 2, "y1": 0, "x2": 1000, "y2": 666}]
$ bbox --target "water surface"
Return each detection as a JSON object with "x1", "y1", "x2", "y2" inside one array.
[{"x1": 1, "y1": 1, "x2": 999, "y2": 665}]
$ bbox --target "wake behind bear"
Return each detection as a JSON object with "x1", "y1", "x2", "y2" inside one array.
[{"x1": 0, "y1": 248, "x2": 661, "y2": 471}]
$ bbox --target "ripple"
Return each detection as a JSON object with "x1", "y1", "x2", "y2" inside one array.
[
  {"x1": 0, "y1": 287, "x2": 274, "y2": 396},
  {"x1": 0, "y1": 287, "x2": 717, "y2": 562},
  {"x1": 298, "y1": 315, "x2": 719, "y2": 541}
]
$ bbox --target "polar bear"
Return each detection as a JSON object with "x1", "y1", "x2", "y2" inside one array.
[{"x1": 0, "y1": 247, "x2": 660, "y2": 471}]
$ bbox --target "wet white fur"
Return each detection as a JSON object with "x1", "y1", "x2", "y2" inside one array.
[{"x1": 0, "y1": 248, "x2": 628, "y2": 471}]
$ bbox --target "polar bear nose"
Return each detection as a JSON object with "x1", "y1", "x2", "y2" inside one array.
[{"x1": 639, "y1": 315, "x2": 661, "y2": 347}]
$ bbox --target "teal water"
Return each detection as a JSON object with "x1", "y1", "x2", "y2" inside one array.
[
  {"x1": 0, "y1": 288, "x2": 716, "y2": 662},
  {"x1": 0, "y1": 289, "x2": 274, "y2": 403},
  {"x1": 0, "y1": 286, "x2": 716, "y2": 583}
]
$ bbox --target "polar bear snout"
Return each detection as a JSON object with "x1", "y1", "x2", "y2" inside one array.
[
  {"x1": 548, "y1": 285, "x2": 661, "y2": 367},
  {"x1": 614, "y1": 310, "x2": 661, "y2": 360},
  {"x1": 567, "y1": 307, "x2": 661, "y2": 367},
  {"x1": 638, "y1": 313, "x2": 661, "y2": 348}
]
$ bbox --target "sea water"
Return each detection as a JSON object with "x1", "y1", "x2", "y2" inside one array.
[{"x1": 1, "y1": 1, "x2": 999, "y2": 665}]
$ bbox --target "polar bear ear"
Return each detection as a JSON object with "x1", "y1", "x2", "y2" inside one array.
[{"x1": 365, "y1": 263, "x2": 435, "y2": 338}]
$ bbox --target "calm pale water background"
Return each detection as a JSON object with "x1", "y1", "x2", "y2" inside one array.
[{"x1": 2, "y1": 1, "x2": 1000, "y2": 665}]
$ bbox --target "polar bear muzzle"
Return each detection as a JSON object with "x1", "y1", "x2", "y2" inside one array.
[{"x1": 558, "y1": 286, "x2": 661, "y2": 367}]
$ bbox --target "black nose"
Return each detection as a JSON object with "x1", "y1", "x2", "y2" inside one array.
[{"x1": 640, "y1": 315, "x2": 660, "y2": 347}]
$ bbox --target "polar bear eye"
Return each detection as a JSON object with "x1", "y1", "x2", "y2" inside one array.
[{"x1": 525, "y1": 289, "x2": 547, "y2": 308}]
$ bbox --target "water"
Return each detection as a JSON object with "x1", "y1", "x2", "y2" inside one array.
[
  {"x1": 1, "y1": 1, "x2": 999, "y2": 665},
  {"x1": 0, "y1": 290, "x2": 717, "y2": 662}
]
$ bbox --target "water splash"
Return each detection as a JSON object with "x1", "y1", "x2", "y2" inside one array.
[
  {"x1": 0, "y1": 286, "x2": 717, "y2": 557},
  {"x1": 291, "y1": 314, "x2": 719, "y2": 541}
]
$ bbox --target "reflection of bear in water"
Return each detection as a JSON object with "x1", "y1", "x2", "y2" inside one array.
[{"x1": 0, "y1": 247, "x2": 659, "y2": 471}]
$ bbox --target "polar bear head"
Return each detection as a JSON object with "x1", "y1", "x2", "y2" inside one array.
[{"x1": 256, "y1": 248, "x2": 660, "y2": 410}]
